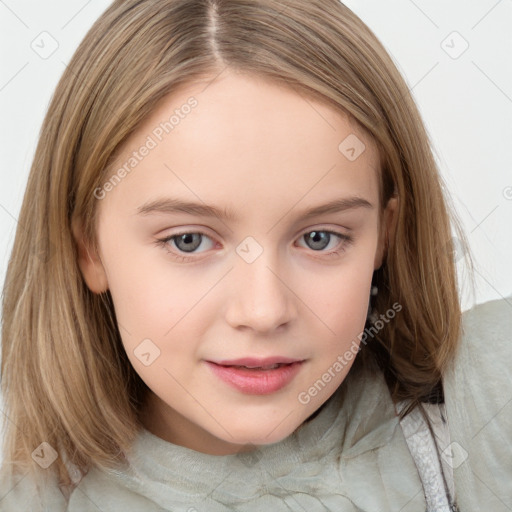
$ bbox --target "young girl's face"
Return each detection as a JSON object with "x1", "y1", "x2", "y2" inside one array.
[{"x1": 77, "y1": 70, "x2": 396, "y2": 455}]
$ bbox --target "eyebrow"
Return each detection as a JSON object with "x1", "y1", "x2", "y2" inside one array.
[{"x1": 135, "y1": 196, "x2": 374, "y2": 221}]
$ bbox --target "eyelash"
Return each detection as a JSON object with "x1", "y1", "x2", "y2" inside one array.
[{"x1": 155, "y1": 228, "x2": 354, "y2": 263}]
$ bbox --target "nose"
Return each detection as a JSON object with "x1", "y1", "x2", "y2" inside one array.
[{"x1": 224, "y1": 248, "x2": 296, "y2": 333}]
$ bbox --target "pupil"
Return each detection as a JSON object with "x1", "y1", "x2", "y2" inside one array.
[{"x1": 308, "y1": 231, "x2": 329, "y2": 250}]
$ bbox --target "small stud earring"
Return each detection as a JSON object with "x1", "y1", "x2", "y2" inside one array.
[{"x1": 367, "y1": 284, "x2": 378, "y2": 323}]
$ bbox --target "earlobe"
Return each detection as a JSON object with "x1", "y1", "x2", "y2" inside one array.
[
  {"x1": 374, "y1": 195, "x2": 398, "y2": 270},
  {"x1": 71, "y1": 218, "x2": 109, "y2": 294}
]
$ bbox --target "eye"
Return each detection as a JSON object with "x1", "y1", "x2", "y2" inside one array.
[
  {"x1": 155, "y1": 231, "x2": 215, "y2": 261},
  {"x1": 296, "y1": 229, "x2": 353, "y2": 256}
]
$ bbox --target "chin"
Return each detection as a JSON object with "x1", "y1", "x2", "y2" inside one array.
[{"x1": 219, "y1": 423, "x2": 299, "y2": 449}]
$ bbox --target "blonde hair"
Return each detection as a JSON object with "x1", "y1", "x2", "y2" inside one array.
[{"x1": 1, "y1": 0, "x2": 474, "y2": 490}]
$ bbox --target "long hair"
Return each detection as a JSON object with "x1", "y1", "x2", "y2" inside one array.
[{"x1": 1, "y1": 0, "x2": 474, "y2": 488}]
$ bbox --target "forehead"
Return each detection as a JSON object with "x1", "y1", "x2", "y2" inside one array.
[{"x1": 101, "y1": 70, "x2": 381, "y2": 217}]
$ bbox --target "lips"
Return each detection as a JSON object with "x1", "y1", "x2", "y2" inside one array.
[
  {"x1": 228, "y1": 363, "x2": 285, "y2": 370},
  {"x1": 205, "y1": 360, "x2": 305, "y2": 394},
  {"x1": 211, "y1": 356, "x2": 303, "y2": 369}
]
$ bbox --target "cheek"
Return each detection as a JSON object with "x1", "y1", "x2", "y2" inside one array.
[
  {"x1": 102, "y1": 241, "x2": 215, "y2": 365},
  {"x1": 103, "y1": 234, "x2": 191, "y2": 315},
  {"x1": 105, "y1": 256, "x2": 205, "y2": 388},
  {"x1": 300, "y1": 260, "x2": 373, "y2": 336}
]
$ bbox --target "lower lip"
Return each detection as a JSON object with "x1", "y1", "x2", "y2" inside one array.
[{"x1": 205, "y1": 361, "x2": 304, "y2": 395}]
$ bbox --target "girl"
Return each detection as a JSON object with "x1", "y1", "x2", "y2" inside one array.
[{"x1": 1, "y1": 0, "x2": 510, "y2": 510}]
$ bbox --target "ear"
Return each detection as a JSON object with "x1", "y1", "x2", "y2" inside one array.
[
  {"x1": 71, "y1": 218, "x2": 109, "y2": 294},
  {"x1": 374, "y1": 195, "x2": 398, "y2": 270}
]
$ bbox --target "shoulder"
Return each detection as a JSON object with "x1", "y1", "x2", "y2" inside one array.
[
  {"x1": 460, "y1": 295, "x2": 512, "y2": 350},
  {"x1": 456, "y1": 295, "x2": 512, "y2": 391},
  {"x1": 452, "y1": 295, "x2": 512, "y2": 408}
]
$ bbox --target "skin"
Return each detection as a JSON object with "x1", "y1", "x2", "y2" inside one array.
[{"x1": 74, "y1": 69, "x2": 398, "y2": 456}]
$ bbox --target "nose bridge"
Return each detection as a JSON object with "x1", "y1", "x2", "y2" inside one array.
[{"x1": 225, "y1": 236, "x2": 295, "y2": 331}]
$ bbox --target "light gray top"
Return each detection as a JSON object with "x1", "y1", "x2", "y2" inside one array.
[{"x1": 1, "y1": 296, "x2": 510, "y2": 511}]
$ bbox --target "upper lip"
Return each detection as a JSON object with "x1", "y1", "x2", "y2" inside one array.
[{"x1": 209, "y1": 356, "x2": 304, "y2": 367}]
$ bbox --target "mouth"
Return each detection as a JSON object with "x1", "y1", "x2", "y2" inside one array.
[
  {"x1": 205, "y1": 360, "x2": 305, "y2": 394},
  {"x1": 216, "y1": 363, "x2": 292, "y2": 370},
  {"x1": 210, "y1": 356, "x2": 303, "y2": 368}
]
